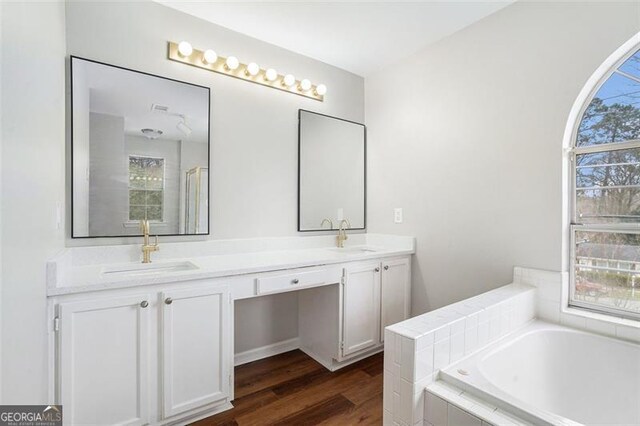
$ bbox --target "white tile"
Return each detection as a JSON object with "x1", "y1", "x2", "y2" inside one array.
[
  {"x1": 616, "y1": 324, "x2": 640, "y2": 343},
  {"x1": 393, "y1": 392, "x2": 402, "y2": 423},
  {"x1": 448, "y1": 404, "x2": 482, "y2": 426},
  {"x1": 415, "y1": 345, "x2": 435, "y2": 382},
  {"x1": 499, "y1": 313, "x2": 510, "y2": 335},
  {"x1": 464, "y1": 326, "x2": 478, "y2": 354},
  {"x1": 434, "y1": 325, "x2": 450, "y2": 343},
  {"x1": 536, "y1": 299, "x2": 560, "y2": 323},
  {"x1": 413, "y1": 390, "x2": 425, "y2": 424},
  {"x1": 384, "y1": 369, "x2": 394, "y2": 411},
  {"x1": 585, "y1": 318, "x2": 616, "y2": 337},
  {"x1": 489, "y1": 316, "x2": 501, "y2": 340},
  {"x1": 535, "y1": 277, "x2": 561, "y2": 302},
  {"x1": 465, "y1": 312, "x2": 479, "y2": 329},
  {"x1": 478, "y1": 321, "x2": 489, "y2": 347},
  {"x1": 384, "y1": 409, "x2": 394, "y2": 425},
  {"x1": 417, "y1": 331, "x2": 435, "y2": 352},
  {"x1": 401, "y1": 337, "x2": 416, "y2": 381},
  {"x1": 394, "y1": 332, "x2": 403, "y2": 364},
  {"x1": 450, "y1": 332, "x2": 465, "y2": 363},
  {"x1": 424, "y1": 392, "x2": 447, "y2": 426},
  {"x1": 400, "y1": 379, "x2": 414, "y2": 425},
  {"x1": 559, "y1": 312, "x2": 586, "y2": 330},
  {"x1": 450, "y1": 318, "x2": 465, "y2": 335},
  {"x1": 434, "y1": 338, "x2": 450, "y2": 370}
]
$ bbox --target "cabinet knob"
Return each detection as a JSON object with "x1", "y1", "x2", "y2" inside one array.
[
  {"x1": 292, "y1": 278, "x2": 300, "y2": 284},
  {"x1": 140, "y1": 300, "x2": 149, "y2": 308},
  {"x1": 165, "y1": 297, "x2": 173, "y2": 305},
  {"x1": 384, "y1": 265, "x2": 389, "y2": 270},
  {"x1": 374, "y1": 267, "x2": 380, "y2": 272}
]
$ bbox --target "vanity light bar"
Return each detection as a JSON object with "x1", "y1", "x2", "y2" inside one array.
[{"x1": 167, "y1": 41, "x2": 326, "y2": 102}]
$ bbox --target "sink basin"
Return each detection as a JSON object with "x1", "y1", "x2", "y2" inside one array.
[
  {"x1": 101, "y1": 261, "x2": 199, "y2": 277},
  {"x1": 330, "y1": 246, "x2": 379, "y2": 254}
]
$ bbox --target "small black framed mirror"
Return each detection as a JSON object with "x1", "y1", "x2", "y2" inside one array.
[{"x1": 298, "y1": 109, "x2": 366, "y2": 232}]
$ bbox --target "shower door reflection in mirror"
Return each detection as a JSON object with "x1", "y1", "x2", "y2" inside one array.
[{"x1": 70, "y1": 56, "x2": 210, "y2": 238}]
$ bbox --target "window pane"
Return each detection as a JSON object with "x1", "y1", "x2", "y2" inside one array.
[
  {"x1": 577, "y1": 73, "x2": 640, "y2": 146},
  {"x1": 128, "y1": 156, "x2": 164, "y2": 222},
  {"x1": 146, "y1": 190, "x2": 163, "y2": 206},
  {"x1": 574, "y1": 230, "x2": 640, "y2": 315},
  {"x1": 129, "y1": 206, "x2": 145, "y2": 221},
  {"x1": 129, "y1": 190, "x2": 146, "y2": 206},
  {"x1": 576, "y1": 148, "x2": 640, "y2": 223},
  {"x1": 618, "y1": 51, "x2": 640, "y2": 79},
  {"x1": 146, "y1": 206, "x2": 162, "y2": 221}
]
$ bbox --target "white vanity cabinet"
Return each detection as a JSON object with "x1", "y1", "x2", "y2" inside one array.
[
  {"x1": 52, "y1": 281, "x2": 233, "y2": 426},
  {"x1": 341, "y1": 261, "x2": 382, "y2": 356},
  {"x1": 341, "y1": 257, "x2": 411, "y2": 354},
  {"x1": 380, "y1": 257, "x2": 411, "y2": 342},
  {"x1": 161, "y1": 286, "x2": 231, "y2": 418},
  {"x1": 57, "y1": 294, "x2": 152, "y2": 426},
  {"x1": 299, "y1": 256, "x2": 411, "y2": 370},
  {"x1": 49, "y1": 248, "x2": 412, "y2": 425}
]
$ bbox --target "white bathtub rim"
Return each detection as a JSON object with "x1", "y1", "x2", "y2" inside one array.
[{"x1": 440, "y1": 320, "x2": 640, "y2": 426}]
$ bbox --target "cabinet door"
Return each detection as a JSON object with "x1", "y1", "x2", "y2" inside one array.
[
  {"x1": 161, "y1": 285, "x2": 231, "y2": 418},
  {"x1": 381, "y1": 258, "x2": 411, "y2": 342},
  {"x1": 342, "y1": 261, "x2": 381, "y2": 357},
  {"x1": 58, "y1": 295, "x2": 150, "y2": 426}
]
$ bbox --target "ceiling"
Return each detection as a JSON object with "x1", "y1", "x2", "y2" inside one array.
[
  {"x1": 74, "y1": 58, "x2": 209, "y2": 143},
  {"x1": 157, "y1": 1, "x2": 515, "y2": 76}
]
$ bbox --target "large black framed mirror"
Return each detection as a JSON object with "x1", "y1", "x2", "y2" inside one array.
[
  {"x1": 298, "y1": 109, "x2": 366, "y2": 232},
  {"x1": 70, "y1": 56, "x2": 210, "y2": 238}
]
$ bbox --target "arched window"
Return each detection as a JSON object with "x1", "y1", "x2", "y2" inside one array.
[{"x1": 571, "y1": 47, "x2": 640, "y2": 319}]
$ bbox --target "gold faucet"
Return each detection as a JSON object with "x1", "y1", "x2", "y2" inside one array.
[
  {"x1": 320, "y1": 218, "x2": 334, "y2": 229},
  {"x1": 337, "y1": 219, "x2": 351, "y2": 248},
  {"x1": 140, "y1": 219, "x2": 159, "y2": 263}
]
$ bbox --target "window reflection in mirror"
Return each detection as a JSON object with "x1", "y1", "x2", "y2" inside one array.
[{"x1": 70, "y1": 57, "x2": 210, "y2": 238}]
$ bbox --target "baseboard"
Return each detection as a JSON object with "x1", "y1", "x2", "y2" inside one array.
[{"x1": 234, "y1": 337, "x2": 300, "y2": 366}]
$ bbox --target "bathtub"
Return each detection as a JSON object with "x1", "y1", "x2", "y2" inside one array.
[{"x1": 440, "y1": 320, "x2": 640, "y2": 426}]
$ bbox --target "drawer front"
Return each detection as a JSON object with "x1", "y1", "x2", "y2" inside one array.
[{"x1": 256, "y1": 267, "x2": 341, "y2": 295}]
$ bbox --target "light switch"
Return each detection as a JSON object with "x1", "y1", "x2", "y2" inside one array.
[{"x1": 394, "y1": 208, "x2": 403, "y2": 224}]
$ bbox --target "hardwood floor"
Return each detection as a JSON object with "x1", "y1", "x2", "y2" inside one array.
[{"x1": 192, "y1": 350, "x2": 384, "y2": 426}]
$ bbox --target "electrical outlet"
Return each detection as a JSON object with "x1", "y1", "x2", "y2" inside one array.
[{"x1": 394, "y1": 208, "x2": 403, "y2": 224}]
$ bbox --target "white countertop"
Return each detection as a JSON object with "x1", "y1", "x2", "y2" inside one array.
[{"x1": 48, "y1": 234, "x2": 415, "y2": 296}]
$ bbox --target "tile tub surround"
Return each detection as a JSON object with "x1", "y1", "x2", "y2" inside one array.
[
  {"x1": 514, "y1": 267, "x2": 640, "y2": 344},
  {"x1": 424, "y1": 382, "x2": 531, "y2": 426},
  {"x1": 383, "y1": 283, "x2": 536, "y2": 426},
  {"x1": 46, "y1": 233, "x2": 415, "y2": 295}
]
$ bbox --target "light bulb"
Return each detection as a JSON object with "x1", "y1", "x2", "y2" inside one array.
[
  {"x1": 202, "y1": 49, "x2": 217, "y2": 65},
  {"x1": 315, "y1": 84, "x2": 327, "y2": 96},
  {"x1": 298, "y1": 79, "x2": 312, "y2": 92},
  {"x1": 265, "y1": 68, "x2": 278, "y2": 82},
  {"x1": 282, "y1": 74, "x2": 296, "y2": 87},
  {"x1": 246, "y1": 62, "x2": 260, "y2": 76},
  {"x1": 177, "y1": 41, "x2": 193, "y2": 57},
  {"x1": 225, "y1": 56, "x2": 239, "y2": 71}
]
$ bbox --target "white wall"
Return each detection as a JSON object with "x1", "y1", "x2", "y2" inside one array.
[
  {"x1": 366, "y1": 1, "x2": 640, "y2": 314},
  {"x1": 1, "y1": 1, "x2": 66, "y2": 403},
  {"x1": 65, "y1": 1, "x2": 364, "y2": 355}
]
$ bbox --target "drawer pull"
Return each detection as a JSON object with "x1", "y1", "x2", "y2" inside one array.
[
  {"x1": 140, "y1": 300, "x2": 149, "y2": 308},
  {"x1": 292, "y1": 278, "x2": 300, "y2": 284},
  {"x1": 374, "y1": 267, "x2": 380, "y2": 273},
  {"x1": 384, "y1": 265, "x2": 389, "y2": 270},
  {"x1": 165, "y1": 297, "x2": 173, "y2": 305}
]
